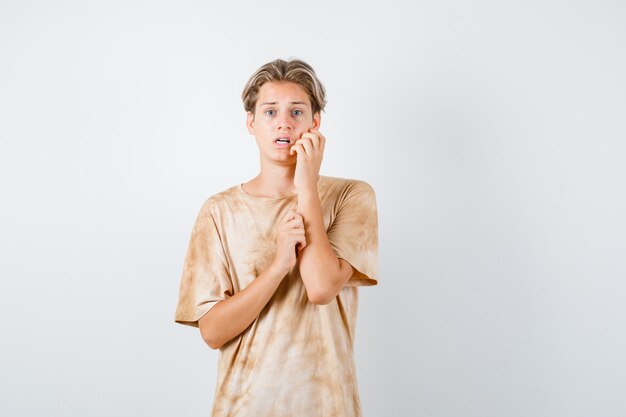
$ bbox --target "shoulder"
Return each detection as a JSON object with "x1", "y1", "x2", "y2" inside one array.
[
  {"x1": 319, "y1": 175, "x2": 376, "y2": 196},
  {"x1": 195, "y1": 184, "x2": 241, "y2": 219}
]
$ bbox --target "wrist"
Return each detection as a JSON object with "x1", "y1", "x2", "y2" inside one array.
[
  {"x1": 296, "y1": 186, "x2": 319, "y2": 200},
  {"x1": 268, "y1": 260, "x2": 290, "y2": 279},
  {"x1": 295, "y1": 175, "x2": 320, "y2": 195}
]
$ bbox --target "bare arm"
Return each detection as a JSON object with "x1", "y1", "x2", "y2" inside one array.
[
  {"x1": 198, "y1": 209, "x2": 306, "y2": 349},
  {"x1": 198, "y1": 262, "x2": 287, "y2": 349},
  {"x1": 289, "y1": 128, "x2": 353, "y2": 305},
  {"x1": 297, "y1": 188, "x2": 353, "y2": 305}
]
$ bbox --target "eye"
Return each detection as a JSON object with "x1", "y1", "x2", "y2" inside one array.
[
  {"x1": 265, "y1": 109, "x2": 275, "y2": 116},
  {"x1": 292, "y1": 109, "x2": 303, "y2": 116}
]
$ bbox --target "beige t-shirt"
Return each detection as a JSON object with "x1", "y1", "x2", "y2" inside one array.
[{"x1": 174, "y1": 175, "x2": 378, "y2": 417}]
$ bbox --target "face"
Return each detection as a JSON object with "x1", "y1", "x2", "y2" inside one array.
[{"x1": 247, "y1": 81, "x2": 320, "y2": 165}]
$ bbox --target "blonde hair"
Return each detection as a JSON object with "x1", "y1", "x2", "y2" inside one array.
[{"x1": 242, "y1": 58, "x2": 326, "y2": 115}]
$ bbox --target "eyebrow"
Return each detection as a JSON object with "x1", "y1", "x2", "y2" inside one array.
[{"x1": 260, "y1": 101, "x2": 309, "y2": 106}]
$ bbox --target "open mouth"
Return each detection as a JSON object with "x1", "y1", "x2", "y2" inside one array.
[{"x1": 275, "y1": 137, "x2": 291, "y2": 144}]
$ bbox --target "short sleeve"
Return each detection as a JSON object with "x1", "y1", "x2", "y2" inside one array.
[
  {"x1": 327, "y1": 180, "x2": 379, "y2": 287},
  {"x1": 174, "y1": 203, "x2": 233, "y2": 328}
]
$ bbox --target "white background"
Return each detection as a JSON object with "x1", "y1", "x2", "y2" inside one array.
[{"x1": 1, "y1": 1, "x2": 625, "y2": 416}]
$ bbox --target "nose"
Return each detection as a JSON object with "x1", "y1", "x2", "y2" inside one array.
[{"x1": 276, "y1": 112, "x2": 293, "y2": 130}]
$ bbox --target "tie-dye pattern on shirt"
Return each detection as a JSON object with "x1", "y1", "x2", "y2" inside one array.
[{"x1": 175, "y1": 175, "x2": 378, "y2": 417}]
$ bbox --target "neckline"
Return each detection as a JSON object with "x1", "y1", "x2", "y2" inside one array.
[
  {"x1": 237, "y1": 183, "x2": 297, "y2": 201},
  {"x1": 237, "y1": 176, "x2": 323, "y2": 201}
]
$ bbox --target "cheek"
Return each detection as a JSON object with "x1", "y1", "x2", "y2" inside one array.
[{"x1": 298, "y1": 118, "x2": 314, "y2": 129}]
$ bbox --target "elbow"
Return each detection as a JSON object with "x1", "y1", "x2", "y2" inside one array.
[
  {"x1": 200, "y1": 330, "x2": 224, "y2": 350},
  {"x1": 302, "y1": 259, "x2": 351, "y2": 305},
  {"x1": 198, "y1": 316, "x2": 225, "y2": 350},
  {"x1": 303, "y1": 274, "x2": 344, "y2": 305},
  {"x1": 208, "y1": 342, "x2": 223, "y2": 350},
  {"x1": 205, "y1": 336, "x2": 224, "y2": 350},
  {"x1": 307, "y1": 288, "x2": 336, "y2": 305}
]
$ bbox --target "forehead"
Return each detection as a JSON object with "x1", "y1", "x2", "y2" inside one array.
[{"x1": 257, "y1": 81, "x2": 311, "y2": 106}]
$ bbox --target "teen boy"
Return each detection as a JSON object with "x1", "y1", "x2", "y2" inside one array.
[{"x1": 174, "y1": 58, "x2": 378, "y2": 417}]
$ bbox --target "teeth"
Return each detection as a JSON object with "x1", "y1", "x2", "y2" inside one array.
[{"x1": 276, "y1": 138, "x2": 290, "y2": 143}]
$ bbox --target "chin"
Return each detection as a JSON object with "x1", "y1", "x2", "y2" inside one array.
[{"x1": 263, "y1": 152, "x2": 296, "y2": 164}]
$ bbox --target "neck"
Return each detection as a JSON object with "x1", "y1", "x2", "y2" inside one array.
[{"x1": 243, "y1": 158, "x2": 297, "y2": 198}]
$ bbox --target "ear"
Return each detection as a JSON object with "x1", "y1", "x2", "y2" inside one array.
[
  {"x1": 246, "y1": 111, "x2": 255, "y2": 135},
  {"x1": 312, "y1": 112, "x2": 321, "y2": 130}
]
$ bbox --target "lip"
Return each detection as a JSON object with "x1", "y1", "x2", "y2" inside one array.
[
  {"x1": 274, "y1": 141, "x2": 291, "y2": 149},
  {"x1": 274, "y1": 136, "x2": 292, "y2": 149}
]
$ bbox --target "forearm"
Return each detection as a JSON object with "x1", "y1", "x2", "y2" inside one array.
[
  {"x1": 198, "y1": 263, "x2": 287, "y2": 349},
  {"x1": 297, "y1": 189, "x2": 346, "y2": 304}
]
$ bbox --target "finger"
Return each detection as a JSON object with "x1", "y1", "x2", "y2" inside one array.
[
  {"x1": 309, "y1": 128, "x2": 326, "y2": 151},
  {"x1": 285, "y1": 218, "x2": 304, "y2": 229},
  {"x1": 309, "y1": 128, "x2": 324, "y2": 138},
  {"x1": 287, "y1": 230, "x2": 305, "y2": 239},
  {"x1": 297, "y1": 137, "x2": 315, "y2": 156},
  {"x1": 300, "y1": 132, "x2": 320, "y2": 150},
  {"x1": 291, "y1": 233, "x2": 305, "y2": 246},
  {"x1": 283, "y1": 210, "x2": 302, "y2": 220},
  {"x1": 281, "y1": 210, "x2": 293, "y2": 222},
  {"x1": 280, "y1": 216, "x2": 303, "y2": 232},
  {"x1": 294, "y1": 137, "x2": 312, "y2": 147},
  {"x1": 281, "y1": 209, "x2": 296, "y2": 223},
  {"x1": 290, "y1": 233, "x2": 306, "y2": 246},
  {"x1": 302, "y1": 140, "x2": 316, "y2": 156},
  {"x1": 290, "y1": 143, "x2": 306, "y2": 157}
]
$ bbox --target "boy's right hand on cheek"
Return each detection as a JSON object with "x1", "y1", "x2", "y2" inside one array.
[{"x1": 272, "y1": 210, "x2": 307, "y2": 274}]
